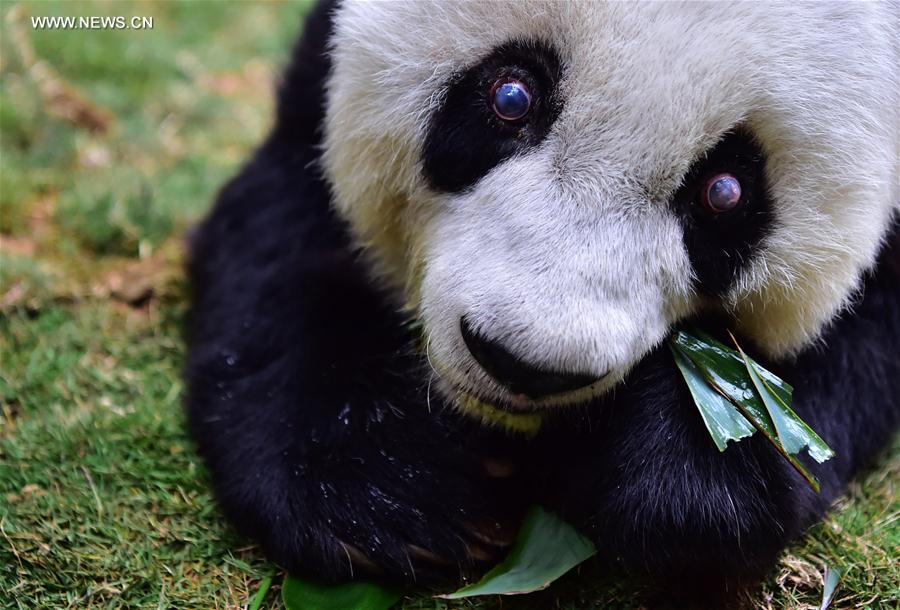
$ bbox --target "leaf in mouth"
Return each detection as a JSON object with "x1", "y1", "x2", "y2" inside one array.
[{"x1": 669, "y1": 328, "x2": 834, "y2": 492}]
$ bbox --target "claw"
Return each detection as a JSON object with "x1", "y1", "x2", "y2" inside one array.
[
  {"x1": 466, "y1": 518, "x2": 515, "y2": 548},
  {"x1": 338, "y1": 540, "x2": 382, "y2": 575},
  {"x1": 407, "y1": 544, "x2": 452, "y2": 565}
]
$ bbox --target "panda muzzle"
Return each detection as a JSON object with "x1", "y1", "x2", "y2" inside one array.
[{"x1": 459, "y1": 317, "x2": 604, "y2": 400}]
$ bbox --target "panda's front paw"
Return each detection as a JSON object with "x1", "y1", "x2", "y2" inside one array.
[
  {"x1": 537, "y1": 347, "x2": 822, "y2": 603},
  {"x1": 212, "y1": 407, "x2": 527, "y2": 585}
]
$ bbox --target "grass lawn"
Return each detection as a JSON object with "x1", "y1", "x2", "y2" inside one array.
[{"x1": 1, "y1": 2, "x2": 897, "y2": 608}]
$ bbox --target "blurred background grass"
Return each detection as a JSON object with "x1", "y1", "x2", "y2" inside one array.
[{"x1": 0, "y1": 1, "x2": 896, "y2": 609}]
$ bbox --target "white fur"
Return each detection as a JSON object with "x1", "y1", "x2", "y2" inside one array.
[{"x1": 323, "y1": 1, "x2": 899, "y2": 408}]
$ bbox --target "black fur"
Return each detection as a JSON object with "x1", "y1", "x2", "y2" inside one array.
[
  {"x1": 422, "y1": 39, "x2": 564, "y2": 193},
  {"x1": 187, "y1": 3, "x2": 900, "y2": 604}
]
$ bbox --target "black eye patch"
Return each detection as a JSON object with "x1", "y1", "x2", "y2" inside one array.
[
  {"x1": 422, "y1": 40, "x2": 563, "y2": 194},
  {"x1": 669, "y1": 130, "x2": 774, "y2": 295}
]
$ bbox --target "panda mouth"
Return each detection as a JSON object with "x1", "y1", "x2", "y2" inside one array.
[
  {"x1": 460, "y1": 317, "x2": 608, "y2": 400},
  {"x1": 452, "y1": 370, "x2": 611, "y2": 413}
]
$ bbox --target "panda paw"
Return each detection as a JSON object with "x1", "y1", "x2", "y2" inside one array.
[
  {"x1": 535, "y1": 346, "x2": 822, "y2": 603},
  {"x1": 211, "y1": 407, "x2": 527, "y2": 586}
]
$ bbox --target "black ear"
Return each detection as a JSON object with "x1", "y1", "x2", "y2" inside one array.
[{"x1": 271, "y1": 0, "x2": 339, "y2": 149}]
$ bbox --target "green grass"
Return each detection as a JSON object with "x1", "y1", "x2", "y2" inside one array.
[{"x1": 1, "y1": 1, "x2": 897, "y2": 608}]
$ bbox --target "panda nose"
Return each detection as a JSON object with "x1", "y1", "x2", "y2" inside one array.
[{"x1": 460, "y1": 317, "x2": 602, "y2": 399}]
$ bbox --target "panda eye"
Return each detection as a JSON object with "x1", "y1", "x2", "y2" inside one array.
[
  {"x1": 669, "y1": 130, "x2": 772, "y2": 295},
  {"x1": 490, "y1": 78, "x2": 532, "y2": 122},
  {"x1": 700, "y1": 173, "x2": 742, "y2": 214}
]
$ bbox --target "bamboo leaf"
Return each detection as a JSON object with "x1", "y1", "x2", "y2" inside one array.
[
  {"x1": 669, "y1": 329, "x2": 834, "y2": 493},
  {"x1": 670, "y1": 330, "x2": 780, "y2": 441},
  {"x1": 738, "y1": 346, "x2": 835, "y2": 464},
  {"x1": 669, "y1": 344, "x2": 755, "y2": 450},
  {"x1": 282, "y1": 575, "x2": 401, "y2": 610},
  {"x1": 441, "y1": 506, "x2": 596, "y2": 598}
]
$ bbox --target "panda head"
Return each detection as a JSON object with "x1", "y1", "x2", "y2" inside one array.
[{"x1": 322, "y1": 1, "x2": 898, "y2": 412}]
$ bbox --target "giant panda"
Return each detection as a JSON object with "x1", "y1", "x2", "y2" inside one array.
[{"x1": 186, "y1": 0, "x2": 900, "y2": 603}]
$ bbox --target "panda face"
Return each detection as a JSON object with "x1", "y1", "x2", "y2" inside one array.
[{"x1": 323, "y1": 1, "x2": 898, "y2": 410}]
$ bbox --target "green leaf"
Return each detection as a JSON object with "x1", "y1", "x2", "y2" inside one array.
[
  {"x1": 670, "y1": 330, "x2": 780, "y2": 441},
  {"x1": 248, "y1": 569, "x2": 275, "y2": 610},
  {"x1": 742, "y1": 356, "x2": 835, "y2": 464},
  {"x1": 669, "y1": 344, "x2": 755, "y2": 451},
  {"x1": 281, "y1": 575, "x2": 401, "y2": 610},
  {"x1": 669, "y1": 329, "x2": 834, "y2": 493},
  {"x1": 442, "y1": 506, "x2": 597, "y2": 598},
  {"x1": 819, "y1": 566, "x2": 844, "y2": 610}
]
